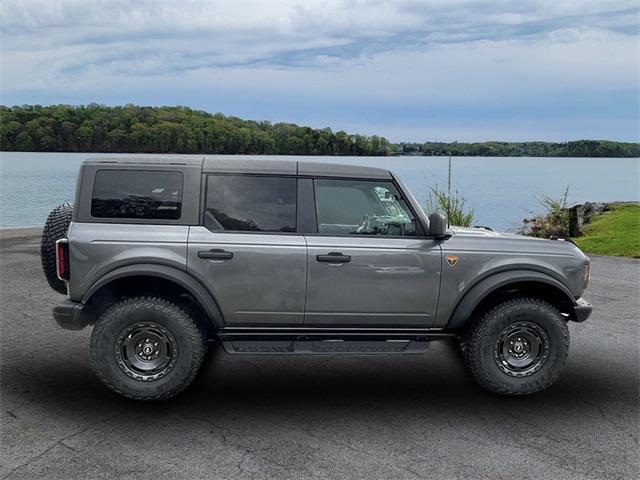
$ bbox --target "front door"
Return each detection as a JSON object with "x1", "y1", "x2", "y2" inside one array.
[
  {"x1": 305, "y1": 178, "x2": 441, "y2": 327},
  {"x1": 187, "y1": 174, "x2": 306, "y2": 326}
]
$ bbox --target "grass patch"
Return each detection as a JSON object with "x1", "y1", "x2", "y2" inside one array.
[{"x1": 573, "y1": 204, "x2": 640, "y2": 258}]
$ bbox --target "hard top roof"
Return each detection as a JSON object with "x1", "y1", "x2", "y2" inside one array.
[
  {"x1": 84, "y1": 156, "x2": 203, "y2": 166},
  {"x1": 83, "y1": 156, "x2": 391, "y2": 179}
]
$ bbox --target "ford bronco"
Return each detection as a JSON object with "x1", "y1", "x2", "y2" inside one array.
[{"x1": 41, "y1": 157, "x2": 592, "y2": 400}]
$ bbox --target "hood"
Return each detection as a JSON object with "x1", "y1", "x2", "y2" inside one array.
[
  {"x1": 451, "y1": 226, "x2": 565, "y2": 241},
  {"x1": 450, "y1": 226, "x2": 537, "y2": 239},
  {"x1": 451, "y1": 226, "x2": 502, "y2": 237},
  {"x1": 447, "y1": 226, "x2": 585, "y2": 256}
]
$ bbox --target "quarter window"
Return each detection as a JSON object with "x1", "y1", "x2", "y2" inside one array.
[
  {"x1": 314, "y1": 179, "x2": 417, "y2": 236},
  {"x1": 91, "y1": 170, "x2": 183, "y2": 219},
  {"x1": 204, "y1": 175, "x2": 297, "y2": 232}
]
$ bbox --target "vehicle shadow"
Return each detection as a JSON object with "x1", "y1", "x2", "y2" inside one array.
[
  {"x1": 5, "y1": 339, "x2": 634, "y2": 421},
  {"x1": 3, "y1": 334, "x2": 638, "y2": 480}
]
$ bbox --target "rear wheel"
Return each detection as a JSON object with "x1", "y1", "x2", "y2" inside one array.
[
  {"x1": 90, "y1": 296, "x2": 207, "y2": 400},
  {"x1": 461, "y1": 297, "x2": 569, "y2": 395}
]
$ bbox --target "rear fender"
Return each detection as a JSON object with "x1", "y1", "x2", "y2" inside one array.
[{"x1": 82, "y1": 263, "x2": 224, "y2": 328}]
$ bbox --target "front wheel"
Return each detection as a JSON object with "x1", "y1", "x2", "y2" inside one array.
[
  {"x1": 90, "y1": 297, "x2": 207, "y2": 400},
  {"x1": 461, "y1": 297, "x2": 569, "y2": 396}
]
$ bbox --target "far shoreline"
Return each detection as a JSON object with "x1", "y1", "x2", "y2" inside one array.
[
  {"x1": 1, "y1": 151, "x2": 639, "y2": 159},
  {"x1": 3, "y1": 105, "x2": 639, "y2": 158},
  {"x1": 0, "y1": 227, "x2": 41, "y2": 239}
]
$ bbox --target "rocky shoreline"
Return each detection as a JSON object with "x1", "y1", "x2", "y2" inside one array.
[{"x1": 519, "y1": 201, "x2": 639, "y2": 238}]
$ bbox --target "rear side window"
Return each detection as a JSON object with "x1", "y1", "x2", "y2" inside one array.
[
  {"x1": 91, "y1": 170, "x2": 183, "y2": 219},
  {"x1": 204, "y1": 175, "x2": 296, "y2": 232}
]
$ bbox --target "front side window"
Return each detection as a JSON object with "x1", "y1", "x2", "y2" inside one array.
[
  {"x1": 314, "y1": 179, "x2": 417, "y2": 236},
  {"x1": 204, "y1": 175, "x2": 296, "y2": 232},
  {"x1": 91, "y1": 170, "x2": 183, "y2": 219}
]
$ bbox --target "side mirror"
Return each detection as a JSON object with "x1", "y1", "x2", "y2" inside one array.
[{"x1": 428, "y1": 212, "x2": 448, "y2": 238}]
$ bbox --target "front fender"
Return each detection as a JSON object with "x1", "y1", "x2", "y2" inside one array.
[{"x1": 445, "y1": 269, "x2": 576, "y2": 330}]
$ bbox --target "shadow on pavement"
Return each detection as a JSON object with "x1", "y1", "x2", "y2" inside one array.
[{"x1": 4, "y1": 339, "x2": 635, "y2": 418}]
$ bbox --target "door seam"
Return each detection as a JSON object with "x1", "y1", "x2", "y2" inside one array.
[{"x1": 302, "y1": 235, "x2": 309, "y2": 325}]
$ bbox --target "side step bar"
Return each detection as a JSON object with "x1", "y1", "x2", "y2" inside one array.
[{"x1": 218, "y1": 328, "x2": 455, "y2": 355}]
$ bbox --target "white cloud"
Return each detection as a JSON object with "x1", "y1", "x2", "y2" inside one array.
[{"x1": 0, "y1": 0, "x2": 638, "y2": 141}]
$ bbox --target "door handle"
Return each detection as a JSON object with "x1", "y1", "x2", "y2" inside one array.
[
  {"x1": 316, "y1": 252, "x2": 351, "y2": 263},
  {"x1": 198, "y1": 249, "x2": 234, "y2": 260}
]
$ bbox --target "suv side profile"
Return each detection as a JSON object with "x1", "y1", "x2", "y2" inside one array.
[{"x1": 43, "y1": 157, "x2": 592, "y2": 400}]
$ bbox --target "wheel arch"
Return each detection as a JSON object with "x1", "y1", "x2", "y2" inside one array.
[
  {"x1": 81, "y1": 264, "x2": 224, "y2": 332},
  {"x1": 446, "y1": 270, "x2": 577, "y2": 331}
]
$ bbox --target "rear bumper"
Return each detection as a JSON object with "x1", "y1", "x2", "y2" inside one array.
[
  {"x1": 52, "y1": 299, "x2": 89, "y2": 330},
  {"x1": 573, "y1": 297, "x2": 592, "y2": 323}
]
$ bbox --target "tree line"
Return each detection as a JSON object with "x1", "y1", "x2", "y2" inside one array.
[
  {"x1": 396, "y1": 140, "x2": 639, "y2": 158},
  {"x1": 1, "y1": 104, "x2": 638, "y2": 157},
  {"x1": 0, "y1": 104, "x2": 392, "y2": 156}
]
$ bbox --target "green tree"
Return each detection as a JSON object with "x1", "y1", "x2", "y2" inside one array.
[{"x1": 1, "y1": 104, "x2": 637, "y2": 157}]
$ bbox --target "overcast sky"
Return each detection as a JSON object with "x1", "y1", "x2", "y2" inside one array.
[{"x1": 1, "y1": 0, "x2": 638, "y2": 142}]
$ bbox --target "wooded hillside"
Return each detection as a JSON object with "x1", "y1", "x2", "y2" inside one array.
[
  {"x1": 2, "y1": 105, "x2": 638, "y2": 157},
  {"x1": 0, "y1": 104, "x2": 393, "y2": 156}
]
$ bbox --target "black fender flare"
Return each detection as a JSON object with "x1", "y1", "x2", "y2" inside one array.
[
  {"x1": 82, "y1": 263, "x2": 224, "y2": 328},
  {"x1": 446, "y1": 269, "x2": 576, "y2": 330}
]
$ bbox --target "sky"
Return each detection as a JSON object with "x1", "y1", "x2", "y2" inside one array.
[{"x1": 1, "y1": 0, "x2": 639, "y2": 142}]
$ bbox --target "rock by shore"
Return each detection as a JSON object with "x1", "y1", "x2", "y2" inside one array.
[{"x1": 519, "y1": 201, "x2": 639, "y2": 238}]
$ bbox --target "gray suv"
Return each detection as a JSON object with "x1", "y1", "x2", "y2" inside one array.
[{"x1": 42, "y1": 157, "x2": 592, "y2": 400}]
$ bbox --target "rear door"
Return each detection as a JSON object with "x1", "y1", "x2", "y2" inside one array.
[
  {"x1": 304, "y1": 178, "x2": 441, "y2": 327},
  {"x1": 187, "y1": 174, "x2": 307, "y2": 326}
]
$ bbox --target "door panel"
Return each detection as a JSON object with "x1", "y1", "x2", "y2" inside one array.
[
  {"x1": 188, "y1": 227, "x2": 307, "y2": 325},
  {"x1": 305, "y1": 236, "x2": 442, "y2": 326}
]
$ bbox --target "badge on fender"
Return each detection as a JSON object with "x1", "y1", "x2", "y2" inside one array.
[{"x1": 446, "y1": 255, "x2": 459, "y2": 267}]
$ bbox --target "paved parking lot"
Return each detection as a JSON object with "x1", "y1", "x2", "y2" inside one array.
[{"x1": 1, "y1": 230, "x2": 638, "y2": 479}]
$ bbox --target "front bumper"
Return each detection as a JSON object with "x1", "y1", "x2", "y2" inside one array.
[
  {"x1": 573, "y1": 298, "x2": 592, "y2": 323},
  {"x1": 52, "y1": 299, "x2": 89, "y2": 330}
]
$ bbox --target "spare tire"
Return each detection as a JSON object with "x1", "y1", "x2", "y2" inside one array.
[{"x1": 41, "y1": 202, "x2": 74, "y2": 294}]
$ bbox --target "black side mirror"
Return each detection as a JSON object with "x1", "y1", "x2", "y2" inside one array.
[{"x1": 428, "y1": 212, "x2": 448, "y2": 238}]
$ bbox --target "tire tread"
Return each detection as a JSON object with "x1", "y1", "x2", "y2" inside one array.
[
  {"x1": 461, "y1": 297, "x2": 570, "y2": 396},
  {"x1": 40, "y1": 202, "x2": 73, "y2": 294},
  {"x1": 90, "y1": 296, "x2": 207, "y2": 401}
]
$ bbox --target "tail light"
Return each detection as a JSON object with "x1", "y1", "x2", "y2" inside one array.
[
  {"x1": 56, "y1": 239, "x2": 70, "y2": 281},
  {"x1": 583, "y1": 259, "x2": 590, "y2": 289}
]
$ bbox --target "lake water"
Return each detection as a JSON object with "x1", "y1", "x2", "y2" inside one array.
[{"x1": 1, "y1": 152, "x2": 638, "y2": 231}]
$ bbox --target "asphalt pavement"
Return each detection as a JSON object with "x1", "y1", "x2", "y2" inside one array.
[{"x1": 1, "y1": 229, "x2": 638, "y2": 480}]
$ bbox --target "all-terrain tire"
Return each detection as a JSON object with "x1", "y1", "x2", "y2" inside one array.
[
  {"x1": 40, "y1": 202, "x2": 74, "y2": 294},
  {"x1": 90, "y1": 297, "x2": 208, "y2": 401},
  {"x1": 461, "y1": 297, "x2": 569, "y2": 396}
]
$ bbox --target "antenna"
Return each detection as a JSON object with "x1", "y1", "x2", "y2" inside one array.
[{"x1": 447, "y1": 156, "x2": 452, "y2": 228}]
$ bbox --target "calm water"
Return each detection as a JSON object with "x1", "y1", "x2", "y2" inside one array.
[{"x1": 1, "y1": 152, "x2": 638, "y2": 231}]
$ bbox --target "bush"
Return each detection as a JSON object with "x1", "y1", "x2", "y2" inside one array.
[
  {"x1": 523, "y1": 186, "x2": 570, "y2": 238},
  {"x1": 426, "y1": 186, "x2": 475, "y2": 227}
]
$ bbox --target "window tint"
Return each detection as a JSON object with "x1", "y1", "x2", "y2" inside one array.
[
  {"x1": 204, "y1": 175, "x2": 296, "y2": 232},
  {"x1": 91, "y1": 170, "x2": 183, "y2": 219},
  {"x1": 314, "y1": 179, "x2": 416, "y2": 236}
]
